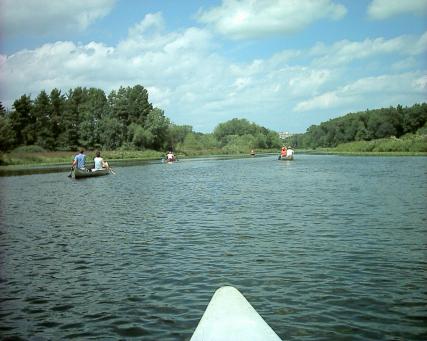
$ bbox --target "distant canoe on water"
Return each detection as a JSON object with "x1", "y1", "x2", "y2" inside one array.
[
  {"x1": 190, "y1": 286, "x2": 281, "y2": 341},
  {"x1": 72, "y1": 168, "x2": 110, "y2": 179}
]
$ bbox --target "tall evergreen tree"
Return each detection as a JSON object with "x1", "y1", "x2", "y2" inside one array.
[
  {"x1": 33, "y1": 90, "x2": 53, "y2": 149},
  {"x1": 78, "y1": 88, "x2": 107, "y2": 149},
  {"x1": 0, "y1": 102, "x2": 16, "y2": 151},
  {"x1": 10, "y1": 95, "x2": 34, "y2": 145},
  {"x1": 63, "y1": 87, "x2": 86, "y2": 150},
  {"x1": 0, "y1": 101, "x2": 6, "y2": 117}
]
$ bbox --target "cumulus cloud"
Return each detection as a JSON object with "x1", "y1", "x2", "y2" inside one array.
[
  {"x1": 367, "y1": 0, "x2": 427, "y2": 20},
  {"x1": 197, "y1": 0, "x2": 347, "y2": 39},
  {"x1": 310, "y1": 31, "x2": 427, "y2": 67},
  {"x1": 1, "y1": 11, "x2": 426, "y2": 132},
  {"x1": 294, "y1": 72, "x2": 427, "y2": 112},
  {"x1": 0, "y1": 0, "x2": 116, "y2": 36}
]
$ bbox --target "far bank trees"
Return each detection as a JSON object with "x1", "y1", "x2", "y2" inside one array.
[
  {"x1": 286, "y1": 103, "x2": 427, "y2": 149},
  {"x1": 0, "y1": 85, "x2": 281, "y2": 153}
]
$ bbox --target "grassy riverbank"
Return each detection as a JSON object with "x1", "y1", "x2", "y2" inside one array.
[
  {"x1": 300, "y1": 149, "x2": 427, "y2": 156},
  {"x1": 0, "y1": 146, "x2": 280, "y2": 167},
  {"x1": 294, "y1": 134, "x2": 427, "y2": 156},
  {"x1": 0, "y1": 148, "x2": 274, "y2": 176},
  {"x1": 0, "y1": 149, "x2": 165, "y2": 166},
  {"x1": 1, "y1": 137, "x2": 426, "y2": 171}
]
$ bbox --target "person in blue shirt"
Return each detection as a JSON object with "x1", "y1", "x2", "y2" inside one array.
[{"x1": 72, "y1": 149, "x2": 86, "y2": 169}]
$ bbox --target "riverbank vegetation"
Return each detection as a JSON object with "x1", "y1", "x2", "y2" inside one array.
[
  {"x1": 284, "y1": 103, "x2": 427, "y2": 152},
  {"x1": 1, "y1": 84, "x2": 426, "y2": 166},
  {"x1": 0, "y1": 85, "x2": 281, "y2": 165},
  {"x1": 0, "y1": 146, "x2": 166, "y2": 166}
]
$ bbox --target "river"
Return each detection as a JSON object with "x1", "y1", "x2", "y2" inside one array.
[{"x1": 0, "y1": 154, "x2": 426, "y2": 340}]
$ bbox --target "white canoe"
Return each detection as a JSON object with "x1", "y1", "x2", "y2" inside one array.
[{"x1": 190, "y1": 286, "x2": 282, "y2": 341}]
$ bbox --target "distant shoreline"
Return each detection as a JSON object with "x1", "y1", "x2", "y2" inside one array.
[{"x1": 297, "y1": 150, "x2": 427, "y2": 156}]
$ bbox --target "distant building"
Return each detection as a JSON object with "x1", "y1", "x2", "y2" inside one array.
[{"x1": 279, "y1": 131, "x2": 294, "y2": 139}]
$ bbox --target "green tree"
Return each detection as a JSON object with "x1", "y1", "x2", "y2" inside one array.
[
  {"x1": 50, "y1": 89, "x2": 66, "y2": 149},
  {"x1": 143, "y1": 108, "x2": 170, "y2": 150},
  {"x1": 179, "y1": 132, "x2": 205, "y2": 151},
  {"x1": 214, "y1": 118, "x2": 254, "y2": 144},
  {"x1": 0, "y1": 102, "x2": 6, "y2": 117},
  {"x1": 78, "y1": 88, "x2": 107, "y2": 149},
  {"x1": 128, "y1": 85, "x2": 152, "y2": 125},
  {"x1": 167, "y1": 124, "x2": 193, "y2": 148},
  {"x1": 402, "y1": 103, "x2": 427, "y2": 134},
  {"x1": 108, "y1": 85, "x2": 153, "y2": 144},
  {"x1": 62, "y1": 87, "x2": 87, "y2": 149},
  {"x1": 10, "y1": 95, "x2": 34, "y2": 145},
  {"x1": 265, "y1": 131, "x2": 282, "y2": 148},
  {"x1": 33, "y1": 90, "x2": 54, "y2": 149},
  {"x1": 0, "y1": 115, "x2": 16, "y2": 151},
  {"x1": 99, "y1": 117, "x2": 123, "y2": 149},
  {"x1": 130, "y1": 124, "x2": 154, "y2": 149}
]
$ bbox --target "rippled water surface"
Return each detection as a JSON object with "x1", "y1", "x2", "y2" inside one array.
[{"x1": 1, "y1": 155, "x2": 426, "y2": 340}]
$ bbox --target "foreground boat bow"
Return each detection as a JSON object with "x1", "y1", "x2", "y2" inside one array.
[{"x1": 190, "y1": 286, "x2": 281, "y2": 341}]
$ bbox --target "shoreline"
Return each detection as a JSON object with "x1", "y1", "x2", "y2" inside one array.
[
  {"x1": 297, "y1": 150, "x2": 427, "y2": 156},
  {"x1": 1, "y1": 151, "x2": 426, "y2": 176}
]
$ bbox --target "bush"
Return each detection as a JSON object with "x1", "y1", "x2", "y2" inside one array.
[
  {"x1": 416, "y1": 122, "x2": 427, "y2": 135},
  {"x1": 12, "y1": 145, "x2": 46, "y2": 153},
  {"x1": 334, "y1": 134, "x2": 427, "y2": 153}
]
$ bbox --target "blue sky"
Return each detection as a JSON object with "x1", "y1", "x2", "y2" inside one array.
[{"x1": 1, "y1": 0, "x2": 426, "y2": 133}]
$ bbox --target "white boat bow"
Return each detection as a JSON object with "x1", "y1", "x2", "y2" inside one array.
[{"x1": 190, "y1": 286, "x2": 282, "y2": 341}]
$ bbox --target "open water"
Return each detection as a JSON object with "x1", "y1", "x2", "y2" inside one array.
[{"x1": 0, "y1": 154, "x2": 426, "y2": 340}]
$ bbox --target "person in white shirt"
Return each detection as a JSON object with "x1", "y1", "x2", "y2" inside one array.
[
  {"x1": 93, "y1": 151, "x2": 109, "y2": 170},
  {"x1": 166, "y1": 151, "x2": 175, "y2": 162},
  {"x1": 286, "y1": 146, "x2": 294, "y2": 157}
]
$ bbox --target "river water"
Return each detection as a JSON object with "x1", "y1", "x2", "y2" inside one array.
[{"x1": 0, "y1": 154, "x2": 426, "y2": 340}]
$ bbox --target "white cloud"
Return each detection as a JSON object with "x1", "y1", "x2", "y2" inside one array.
[
  {"x1": 1, "y1": 12, "x2": 426, "y2": 132},
  {"x1": 128, "y1": 12, "x2": 165, "y2": 37},
  {"x1": 413, "y1": 74, "x2": 427, "y2": 91},
  {"x1": 118, "y1": 14, "x2": 214, "y2": 56},
  {"x1": 0, "y1": 0, "x2": 116, "y2": 36},
  {"x1": 311, "y1": 31, "x2": 427, "y2": 66},
  {"x1": 294, "y1": 72, "x2": 427, "y2": 112},
  {"x1": 367, "y1": 0, "x2": 427, "y2": 20},
  {"x1": 197, "y1": 0, "x2": 347, "y2": 39}
]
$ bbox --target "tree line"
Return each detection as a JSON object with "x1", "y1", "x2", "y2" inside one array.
[
  {"x1": 0, "y1": 85, "x2": 282, "y2": 153},
  {"x1": 285, "y1": 103, "x2": 427, "y2": 149}
]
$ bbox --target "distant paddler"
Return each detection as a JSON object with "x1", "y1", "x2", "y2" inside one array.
[
  {"x1": 286, "y1": 146, "x2": 294, "y2": 158},
  {"x1": 166, "y1": 150, "x2": 176, "y2": 162},
  {"x1": 278, "y1": 146, "x2": 287, "y2": 160}
]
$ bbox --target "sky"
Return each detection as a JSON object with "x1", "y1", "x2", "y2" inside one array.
[{"x1": 0, "y1": 0, "x2": 426, "y2": 133}]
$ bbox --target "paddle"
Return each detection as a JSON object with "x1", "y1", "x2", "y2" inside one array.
[
  {"x1": 109, "y1": 167, "x2": 116, "y2": 175},
  {"x1": 67, "y1": 167, "x2": 74, "y2": 177}
]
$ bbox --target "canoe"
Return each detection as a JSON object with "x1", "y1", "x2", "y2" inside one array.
[
  {"x1": 190, "y1": 286, "x2": 281, "y2": 341},
  {"x1": 163, "y1": 158, "x2": 177, "y2": 164},
  {"x1": 72, "y1": 168, "x2": 110, "y2": 179},
  {"x1": 278, "y1": 155, "x2": 294, "y2": 161}
]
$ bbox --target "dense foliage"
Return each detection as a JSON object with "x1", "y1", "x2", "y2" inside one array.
[
  {"x1": 285, "y1": 103, "x2": 427, "y2": 150},
  {"x1": 0, "y1": 85, "x2": 281, "y2": 153}
]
